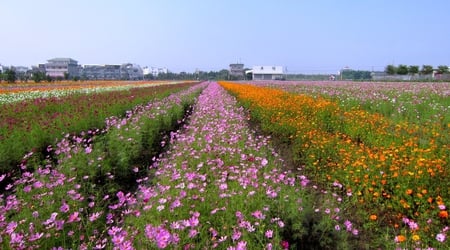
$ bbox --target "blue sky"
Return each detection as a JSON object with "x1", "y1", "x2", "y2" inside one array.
[{"x1": 1, "y1": 0, "x2": 449, "y2": 73}]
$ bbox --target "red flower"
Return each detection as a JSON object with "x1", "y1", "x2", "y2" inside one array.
[{"x1": 281, "y1": 240, "x2": 289, "y2": 249}]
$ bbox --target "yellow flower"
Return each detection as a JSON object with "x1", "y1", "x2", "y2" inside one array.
[{"x1": 412, "y1": 234, "x2": 420, "y2": 241}]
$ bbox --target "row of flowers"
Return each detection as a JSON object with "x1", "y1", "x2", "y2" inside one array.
[
  {"x1": 220, "y1": 81, "x2": 449, "y2": 249},
  {"x1": 118, "y1": 82, "x2": 357, "y2": 249},
  {"x1": 0, "y1": 82, "x2": 206, "y2": 249},
  {"x1": 255, "y1": 80, "x2": 449, "y2": 129},
  {"x1": 1, "y1": 81, "x2": 360, "y2": 249},
  {"x1": 0, "y1": 81, "x2": 197, "y2": 175},
  {"x1": 0, "y1": 81, "x2": 192, "y2": 104}
]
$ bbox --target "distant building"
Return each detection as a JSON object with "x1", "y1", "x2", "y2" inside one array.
[
  {"x1": 82, "y1": 65, "x2": 106, "y2": 79},
  {"x1": 45, "y1": 58, "x2": 80, "y2": 78},
  {"x1": 79, "y1": 63, "x2": 144, "y2": 80},
  {"x1": 250, "y1": 66, "x2": 284, "y2": 80},
  {"x1": 104, "y1": 64, "x2": 121, "y2": 79},
  {"x1": 120, "y1": 63, "x2": 143, "y2": 80},
  {"x1": 143, "y1": 66, "x2": 168, "y2": 77},
  {"x1": 229, "y1": 63, "x2": 245, "y2": 79}
]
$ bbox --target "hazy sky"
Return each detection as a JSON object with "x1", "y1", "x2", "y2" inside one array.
[{"x1": 1, "y1": 0, "x2": 449, "y2": 73}]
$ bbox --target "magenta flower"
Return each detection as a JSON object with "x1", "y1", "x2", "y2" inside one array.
[
  {"x1": 67, "y1": 211, "x2": 80, "y2": 223},
  {"x1": 232, "y1": 229, "x2": 242, "y2": 241},
  {"x1": 251, "y1": 210, "x2": 265, "y2": 220},
  {"x1": 265, "y1": 230, "x2": 273, "y2": 238},
  {"x1": 188, "y1": 229, "x2": 198, "y2": 238},
  {"x1": 6, "y1": 221, "x2": 18, "y2": 234},
  {"x1": 236, "y1": 241, "x2": 247, "y2": 250},
  {"x1": 60, "y1": 202, "x2": 70, "y2": 213},
  {"x1": 281, "y1": 240, "x2": 289, "y2": 249}
]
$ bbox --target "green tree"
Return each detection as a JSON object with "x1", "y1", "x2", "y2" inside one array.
[
  {"x1": 408, "y1": 65, "x2": 419, "y2": 75},
  {"x1": 4, "y1": 69, "x2": 16, "y2": 83},
  {"x1": 397, "y1": 64, "x2": 409, "y2": 75},
  {"x1": 46, "y1": 74, "x2": 53, "y2": 82},
  {"x1": 420, "y1": 65, "x2": 434, "y2": 75},
  {"x1": 385, "y1": 65, "x2": 396, "y2": 75},
  {"x1": 64, "y1": 72, "x2": 70, "y2": 80},
  {"x1": 437, "y1": 65, "x2": 449, "y2": 74},
  {"x1": 32, "y1": 72, "x2": 46, "y2": 83}
]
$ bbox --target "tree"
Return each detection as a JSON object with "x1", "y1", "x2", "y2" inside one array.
[
  {"x1": 4, "y1": 69, "x2": 16, "y2": 83},
  {"x1": 408, "y1": 65, "x2": 419, "y2": 75},
  {"x1": 64, "y1": 72, "x2": 70, "y2": 80},
  {"x1": 437, "y1": 65, "x2": 449, "y2": 74},
  {"x1": 32, "y1": 72, "x2": 46, "y2": 83},
  {"x1": 397, "y1": 64, "x2": 409, "y2": 75},
  {"x1": 341, "y1": 70, "x2": 372, "y2": 80},
  {"x1": 385, "y1": 65, "x2": 396, "y2": 75},
  {"x1": 420, "y1": 65, "x2": 434, "y2": 75}
]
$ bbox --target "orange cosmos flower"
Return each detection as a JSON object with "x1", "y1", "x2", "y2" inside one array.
[
  {"x1": 395, "y1": 235, "x2": 406, "y2": 243},
  {"x1": 438, "y1": 210, "x2": 448, "y2": 219},
  {"x1": 369, "y1": 214, "x2": 377, "y2": 221}
]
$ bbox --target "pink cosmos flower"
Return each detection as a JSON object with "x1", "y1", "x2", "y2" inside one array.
[
  {"x1": 436, "y1": 233, "x2": 446, "y2": 242},
  {"x1": 188, "y1": 229, "x2": 198, "y2": 238},
  {"x1": 265, "y1": 230, "x2": 273, "y2": 238},
  {"x1": 232, "y1": 230, "x2": 242, "y2": 241},
  {"x1": 60, "y1": 202, "x2": 70, "y2": 213},
  {"x1": 251, "y1": 210, "x2": 265, "y2": 220},
  {"x1": 67, "y1": 211, "x2": 80, "y2": 223},
  {"x1": 261, "y1": 158, "x2": 268, "y2": 166},
  {"x1": 236, "y1": 241, "x2": 247, "y2": 250}
]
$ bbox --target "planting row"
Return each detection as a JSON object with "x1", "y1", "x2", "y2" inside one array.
[
  {"x1": 220, "y1": 81, "x2": 449, "y2": 249},
  {"x1": 255, "y1": 80, "x2": 450, "y2": 128},
  {"x1": 1, "y1": 81, "x2": 362, "y2": 249},
  {"x1": 0, "y1": 82, "x2": 206, "y2": 249},
  {"x1": 117, "y1": 82, "x2": 358, "y2": 249},
  {"x1": 0, "y1": 81, "x2": 190, "y2": 104},
  {"x1": 0, "y1": 81, "x2": 197, "y2": 174}
]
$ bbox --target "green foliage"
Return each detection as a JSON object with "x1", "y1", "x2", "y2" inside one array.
[
  {"x1": 408, "y1": 65, "x2": 419, "y2": 74},
  {"x1": 3, "y1": 69, "x2": 16, "y2": 83},
  {"x1": 31, "y1": 72, "x2": 46, "y2": 83},
  {"x1": 157, "y1": 69, "x2": 231, "y2": 81},
  {"x1": 437, "y1": 65, "x2": 449, "y2": 74},
  {"x1": 396, "y1": 64, "x2": 409, "y2": 75},
  {"x1": 421, "y1": 65, "x2": 434, "y2": 75},
  {"x1": 341, "y1": 70, "x2": 372, "y2": 80},
  {"x1": 385, "y1": 65, "x2": 396, "y2": 75}
]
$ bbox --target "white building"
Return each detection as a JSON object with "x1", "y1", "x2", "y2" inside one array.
[
  {"x1": 143, "y1": 66, "x2": 168, "y2": 77},
  {"x1": 250, "y1": 66, "x2": 284, "y2": 80},
  {"x1": 121, "y1": 63, "x2": 144, "y2": 80},
  {"x1": 45, "y1": 58, "x2": 80, "y2": 78}
]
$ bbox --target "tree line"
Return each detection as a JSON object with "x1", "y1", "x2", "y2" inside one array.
[
  {"x1": 385, "y1": 64, "x2": 449, "y2": 75},
  {"x1": 1, "y1": 68, "x2": 239, "y2": 83}
]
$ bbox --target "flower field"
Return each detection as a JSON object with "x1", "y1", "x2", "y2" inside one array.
[
  {"x1": 0, "y1": 81, "x2": 192, "y2": 104},
  {"x1": 0, "y1": 80, "x2": 448, "y2": 249},
  {"x1": 220, "y1": 81, "x2": 449, "y2": 249},
  {"x1": 0, "y1": 81, "x2": 197, "y2": 174}
]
